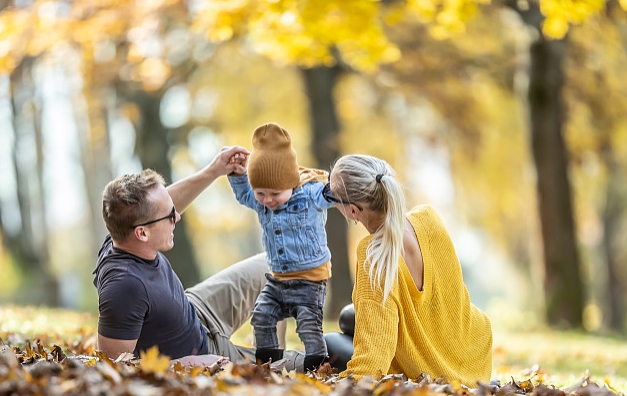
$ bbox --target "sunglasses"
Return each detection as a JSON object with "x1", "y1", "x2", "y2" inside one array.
[
  {"x1": 322, "y1": 183, "x2": 363, "y2": 211},
  {"x1": 131, "y1": 206, "x2": 177, "y2": 228}
]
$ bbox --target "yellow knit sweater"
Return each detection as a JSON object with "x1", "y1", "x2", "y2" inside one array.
[{"x1": 340, "y1": 205, "x2": 492, "y2": 386}]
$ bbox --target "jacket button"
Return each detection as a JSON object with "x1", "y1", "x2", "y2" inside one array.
[
  {"x1": 275, "y1": 229, "x2": 281, "y2": 235},
  {"x1": 278, "y1": 248, "x2": 284, "y2": 254},
  {"x1": 282, "y1": 266, "x2": 288, "y2": 271},
  {"x1": 293, "y1": 205, "x2": 298, "y2": 210},
  {"x1": 274, "y1": 210, "x2": 279, "y2": 214}
]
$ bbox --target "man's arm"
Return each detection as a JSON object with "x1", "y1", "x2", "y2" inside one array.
[
  {"x1": 168, "y1": 146, "x2": 249, "y2": 213},
  {"x1": 98, "y1": 334, "x2": 138, "y2": 360}
]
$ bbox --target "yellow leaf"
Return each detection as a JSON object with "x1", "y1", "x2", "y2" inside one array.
[
  {"x1": 139, "y1": 345, "x2": 170, "y2": 374},
  {"x1": 189, "y1": 366, "x2": 204, "y2": 377},
  {"x1": 96, "y1": 350, "x2": 114, "y2": 366},
  {"x1": 373, "y1": 379, "x2": 396, "y2": 396},
  {"x1": 292, "y1": 372, "x2": 333, "y2": 393},
  {"x1": 451, "y1": 379, "x2": 463, "y2": 392},
  {"x1": 25, "y1": 342, "x2": 37, "y2": 358},
  {"x1": 172, "y1": 360, "x2": 184, "y2": 373},
  {"x1": 604, "y1": 377, "x2": 620, "y2": 393},
  {"x1": 542, "y1": 15, "x2": 569, "y2": 39}
]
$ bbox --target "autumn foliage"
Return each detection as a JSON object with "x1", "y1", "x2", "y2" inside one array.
[
  {"x1": 0, "y1": 0, "x2": 622, "y2": 78},
  {"x1": 0, "y1": 334, "x2": 622, "y2": 396}
]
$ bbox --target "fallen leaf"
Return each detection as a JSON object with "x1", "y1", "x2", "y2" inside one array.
[{"x1": 139, "y1": 346, "x2": 170, "y2": 375}]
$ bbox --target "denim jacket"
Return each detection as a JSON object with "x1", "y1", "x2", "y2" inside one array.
[{"x1": 228, "y1": 174, "x2": 334, "y2": 273}]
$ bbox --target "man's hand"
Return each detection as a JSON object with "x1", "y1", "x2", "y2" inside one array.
[
  {"x1": 210, "y1": 146, "x2": 250, "y2": 177},
  {"x1": 170, "y1": 354, "x2": 229, "y2": 368}
]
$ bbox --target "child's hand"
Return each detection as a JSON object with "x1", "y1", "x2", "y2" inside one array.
[{"x1": 229, "y1": 152, "x2": 248, "y2": 175}]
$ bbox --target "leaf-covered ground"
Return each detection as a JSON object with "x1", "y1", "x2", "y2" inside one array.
[{"x1": 1, "y1": 305, "x2": 626, "y2": 395}]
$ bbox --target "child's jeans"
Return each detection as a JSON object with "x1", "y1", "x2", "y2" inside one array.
[
  {"x1": 252, "y1": 273, "x2": 327, "y2": 356},
  {"x1": 185, "y1": 253, "x2": 293, "y2": 363}
]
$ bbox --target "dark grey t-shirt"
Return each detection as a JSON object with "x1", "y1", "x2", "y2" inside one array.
[{"x1": 93, "y1": 235, "x2": 208, "y2": 359}]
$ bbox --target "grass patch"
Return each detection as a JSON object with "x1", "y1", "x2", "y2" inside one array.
[
  {"x1": 492, "y1": 329, "x2": 627, "y2": 391},
  {"x1": 0, "y1": 305, "x2": 96, "y2": 343}
]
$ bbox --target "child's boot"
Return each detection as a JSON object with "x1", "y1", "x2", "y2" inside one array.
[
  {"x1": 303, "y1": 354, "x2": 329, "y2": 372},
  {"x1": 255, "y1": 348, "x2": 284, "y2": 365}
]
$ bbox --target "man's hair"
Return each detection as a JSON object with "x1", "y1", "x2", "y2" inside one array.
[{"x1": 102, "y1": 169, "x2": 166, "y2": 241}]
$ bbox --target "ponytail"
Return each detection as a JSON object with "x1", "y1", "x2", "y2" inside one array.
[{"x1": 331, "y1": 155, "x2": 407, "y2": 302}]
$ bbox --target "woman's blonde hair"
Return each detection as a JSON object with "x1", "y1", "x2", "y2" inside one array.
[{"x1": 331, "y1": 154, "x2": 406, "y2": 302}]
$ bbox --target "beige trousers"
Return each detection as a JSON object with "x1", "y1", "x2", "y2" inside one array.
[{"x1": 185, "y1": 252, "x2": 302, "y2": 369}]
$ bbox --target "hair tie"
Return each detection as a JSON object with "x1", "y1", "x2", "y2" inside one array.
[{"x1": 375, "y1": 174, "x2": 384, "y2": 183}]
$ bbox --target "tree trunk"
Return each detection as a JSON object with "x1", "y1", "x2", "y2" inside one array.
[
  {"x1": 9, "y1": 57, "x2": 59, "y2": 305},
  {"x1": 506, "y1": 0, "x2": 585, "y2": 329},
  {"x1": 301, "y1": 65, "x2": 352, "y2": 319},
  {"x1": 74, "y1": 70, "x2": 113, "y2": 252},
  {"x1": 527, "y1": 34, "x2": 583, "y2": 328},
  {"x1": 600, "y1": 147, "x2": 626, "y2": 332},
  {"x1": 124, "y1": 88, "x2": 200, "y2": 288}
]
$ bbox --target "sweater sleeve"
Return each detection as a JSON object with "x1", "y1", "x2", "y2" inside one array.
[
  {"x1": 340, "y1": 237, "x2": 400, "y2": 379},
  {"x1": 341, "y1": 297, "x2": 399, "y2": 379}
]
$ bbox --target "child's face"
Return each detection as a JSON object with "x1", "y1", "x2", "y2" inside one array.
[{"x1": 253, "y1": 188, "x2": 293, "y2": 211}]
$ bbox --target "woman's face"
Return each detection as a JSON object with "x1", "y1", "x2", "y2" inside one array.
[{"x1": 329, "y1": 173, "x2": 354, "y2": 220}]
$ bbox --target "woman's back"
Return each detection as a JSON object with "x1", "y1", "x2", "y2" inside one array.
[{"x1": 402, "y1": 216, "x2": 424, "y2": 292}]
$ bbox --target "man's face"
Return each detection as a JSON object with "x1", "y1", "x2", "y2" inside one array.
[{"x1": 143, "y1": 185, "x2": 179, "y2": 252}]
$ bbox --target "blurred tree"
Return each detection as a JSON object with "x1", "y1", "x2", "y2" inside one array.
[
  {"x1": 302, "y1": 65, "x2": 352, "y2": 317},
  {"x1": 507, "y1": 1, "x2": 584, "y2": 328},
  {"x1": 564, "y1": 3, "x2": 627, "y2": 333},
  {"x1": 8, "y1": 55, "x2": 59, "y2": 305},
  {"x1": 73, "y1": 73, "x2": 113, "y2": 254},
  {"x1": 599, "y1": 143, "x2": 627, "y2": 332}
]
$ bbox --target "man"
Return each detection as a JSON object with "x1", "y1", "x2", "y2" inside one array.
[{"x1": 93, "y1": 146, "x2": 297, "y2": 368}]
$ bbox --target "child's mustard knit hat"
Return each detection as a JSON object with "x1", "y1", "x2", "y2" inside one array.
[{"x1": 248, "y1": 122, "x2": 300, "y2": 190}]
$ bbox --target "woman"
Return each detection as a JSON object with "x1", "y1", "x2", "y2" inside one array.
[{"x1": 323, "y1": 154, "x2": 492, "y2": 386}]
